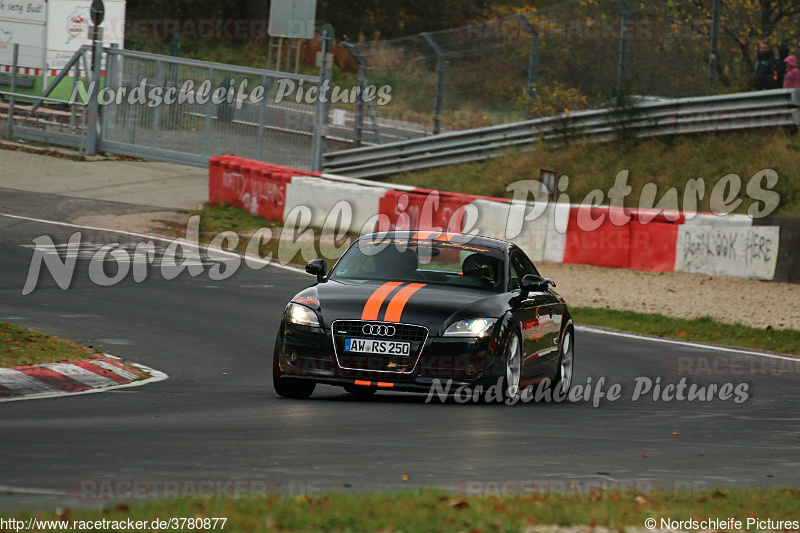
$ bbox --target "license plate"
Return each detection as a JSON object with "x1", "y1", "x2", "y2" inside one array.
[{"x1": 344, "y1": 338, "x2": 411, "y2": 356}]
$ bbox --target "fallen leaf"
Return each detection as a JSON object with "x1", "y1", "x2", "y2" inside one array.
[{"x1": 450, "y1": 499, "x2": 470, "y2": 510}]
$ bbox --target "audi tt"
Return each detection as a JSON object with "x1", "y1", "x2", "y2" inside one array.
[{"x1": 272, "y1": 231, "x2": 574, "y2": 402}]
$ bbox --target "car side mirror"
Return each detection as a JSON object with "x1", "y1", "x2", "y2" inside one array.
[
  {"x1": 305, "y1": 259, "x2": 328, "y2": 282},
  {"x1": 521, "y1": 274, "x2": 555, "y2": 295}
]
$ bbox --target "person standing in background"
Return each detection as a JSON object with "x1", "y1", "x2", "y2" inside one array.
[
  {"x1": 753, "y1": 41, "x2": 779, "y2": 90},
  {"x1": 773, "y1": 44, "x2": 790, "y2": 88},
  {"x1": 783, "y1": 55, "x2": 800, "y2": 88}
]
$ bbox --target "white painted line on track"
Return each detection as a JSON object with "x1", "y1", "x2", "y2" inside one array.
[
  {"x1": 0, "y1": 484, "x2": 66, "y2": 496},
  {"x1": 0, "y1": 211, "x2": 307, "y2": 274},
  {"x1": 576, "y1": 325, "x2": 800, "y2": 361}
]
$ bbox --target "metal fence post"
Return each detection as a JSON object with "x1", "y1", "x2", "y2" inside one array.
[
  {"x1": 516, "y1": 14, "x2": 539, "y2": 102},
  {"x1": 70, "y1": 59, "x2": 79, "y2": 132},
  {"x1": 151, "y1": 59, "x2": 163, "y2": 147},
  {"x1": 421, "y1": 33, "x2": 445, "y2": 135},
  {"x1": 615, "y1": 0, "x2": 631, "y2": 104},
  {"x1": 85, "y1": 41, "x2": 103, "y2": 155},
  {"x1": 344, "y1": 41, "x2": 368, "y2": 146},
  {"x1": 203, "y1": 68, "x2": 215, "y2": 157},
  {"x1": 257, "y1": 73, "x2": 268, "y2": 161},
  {"x1": 311, "y1": 24, "x2": 333, "y2": 172},
  {"x1": 101, "y1": 44, "x2": 118, "y2": 143},
  {"x1": 129, "y1": 62, "x2": 141, "y2": 145},
  {"x1": 6, "y1": 44, "x2": 18, "y2": 139},
  {"x1": 708, "y1": 0, "x2": 721, "y2": 92}
]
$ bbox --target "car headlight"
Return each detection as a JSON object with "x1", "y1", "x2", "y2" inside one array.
[
  {"x1": 287, "y1": 303, "x2": 320, "y2": 327},
  {"x1": 443, "y1": 318, "x2": 497, "y2": 338}
]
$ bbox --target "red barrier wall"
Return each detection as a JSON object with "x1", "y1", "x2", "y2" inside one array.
[
  {"x1": 208, "y1": 157, "x2": 692, "y2": 273},
  {"x1": 208, "y1": 156, "x2": 318, "y2": 222},
  {"x1": 563, "y1": 206, "x2": 682, "y2": 272},
  {"x1": 629, "y1": 221, "x2": 679, "y2": 272},
  {"x1": 376, "y1": 190, "x2": 472, "y2": 232}
]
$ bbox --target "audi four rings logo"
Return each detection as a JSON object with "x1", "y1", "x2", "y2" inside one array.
[{"x1": 363, "y1": 324, "x2": 396, "y2": 336}]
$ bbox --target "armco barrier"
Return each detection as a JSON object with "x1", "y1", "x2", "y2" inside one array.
[{"x1": 209, "y1": 157, "x2": 786, "y2": 281}]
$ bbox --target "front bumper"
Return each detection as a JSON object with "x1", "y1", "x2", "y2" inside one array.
[{"x1": 276, "y1": 322, "x2": 501, "y2": 390}]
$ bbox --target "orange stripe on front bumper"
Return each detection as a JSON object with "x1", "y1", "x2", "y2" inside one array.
[
  {"x1": 361, "y1": 282, "x2": 403, "y2": 321},
  {"x1": 376, "y1": 382, "x2": 394, "y2": 388},
  {"x1": 384, "y1": 283, "x2": 427, "y2": 322},
  {"x1": 354, "y1": 380, "x2": 371, "y2": 387},
  {"x1": 434, "y1": 232, "x2": 458, "y2": 242}
]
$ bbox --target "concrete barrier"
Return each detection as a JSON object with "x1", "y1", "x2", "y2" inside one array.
[
  {"x1": 208, "y1": 156, "x2": 792, "y2": 282},
  {"x1": 674, "y1": 225, "x2": 780, "y2": 280},
  {"x1": 285, "y1": 176, "x2": 390, "y2": 231},
  {"x1": 209, "y1": 156, "x2": 319, "y2": 222},
  {"x1": 376, "y1": 190, "x2": 472, "y2": 233}
]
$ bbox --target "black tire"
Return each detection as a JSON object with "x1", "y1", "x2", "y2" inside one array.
[
  {"x1": 498, "y1": 330, "x2": 522, "y2": 403},
  {"x1": 550, "y1": 325, "x2": 575, "y2": 394},
  {"x1": 343, "y1": 384, "x2": 377, "y2": 398},
  {"x1": 273, "y1": 373, "x2": 316, "y2": 399},
  {"x1": 272, "y1": 339, "x2": 316, "y2": 399}
]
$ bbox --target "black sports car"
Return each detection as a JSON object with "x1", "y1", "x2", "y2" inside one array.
[{"x1": 273, "y1": 231, "x2": 574, "y2": 402}]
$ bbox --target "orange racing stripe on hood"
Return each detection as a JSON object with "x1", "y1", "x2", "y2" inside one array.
[
  {"x1": 384, "y1": 283, "x2": 427, "y2": 323},
  {"x1": 361, "y1": 282, "x2": 403, "y2": 321}
]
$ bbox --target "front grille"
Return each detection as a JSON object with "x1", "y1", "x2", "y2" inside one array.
[
  {"x1": 333, "y1": 321, "x2": 427, "y2": 342},
  {"x1": 331, "y1": 320, "x2": 428, "y2": 374}
]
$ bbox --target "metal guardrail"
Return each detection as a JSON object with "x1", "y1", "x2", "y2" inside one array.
[{"x1": 323, "y1": 89, "x2": 800, "y2": 178}]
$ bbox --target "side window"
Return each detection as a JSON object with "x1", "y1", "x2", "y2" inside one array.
[{"x1": 509, "y1": 251, "x2": 539, "y2": 290}]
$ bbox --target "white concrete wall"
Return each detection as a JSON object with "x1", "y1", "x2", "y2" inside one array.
[{"x1": 674, "y1": 225, "x2": 780, "y2": 280}]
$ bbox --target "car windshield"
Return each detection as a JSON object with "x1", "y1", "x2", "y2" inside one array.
[{"x1": 329, "y1": 238, "x2": 506, "y2": 292}]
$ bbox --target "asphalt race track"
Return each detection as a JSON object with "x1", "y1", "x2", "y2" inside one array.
[{"x1": 1, "y1": 212, "x2": 799, "y2": 510}]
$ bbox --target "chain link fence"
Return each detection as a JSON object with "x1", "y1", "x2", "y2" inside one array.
[{"x1": 343, "y1": 0, "x2": 775, "y2": 145}]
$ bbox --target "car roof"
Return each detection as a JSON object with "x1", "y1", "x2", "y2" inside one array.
[{"x1": 358, "y1": 231, "x2": 510, "y2": 252}]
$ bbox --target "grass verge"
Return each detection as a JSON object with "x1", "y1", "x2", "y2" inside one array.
[
  {"x1": 6, "y1": 488, "x2": 799, "y2": 531},
  {"x1": 0, "y1": 322, "x2": 102, "y2": 367},
  {"x1": 572, "y1": 307, "x2": 800, "y2": 356}
]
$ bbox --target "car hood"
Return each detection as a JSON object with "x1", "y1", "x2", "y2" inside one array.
[{"x1": 298, "y1": 280, "x2": 509, "y2": 335}]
